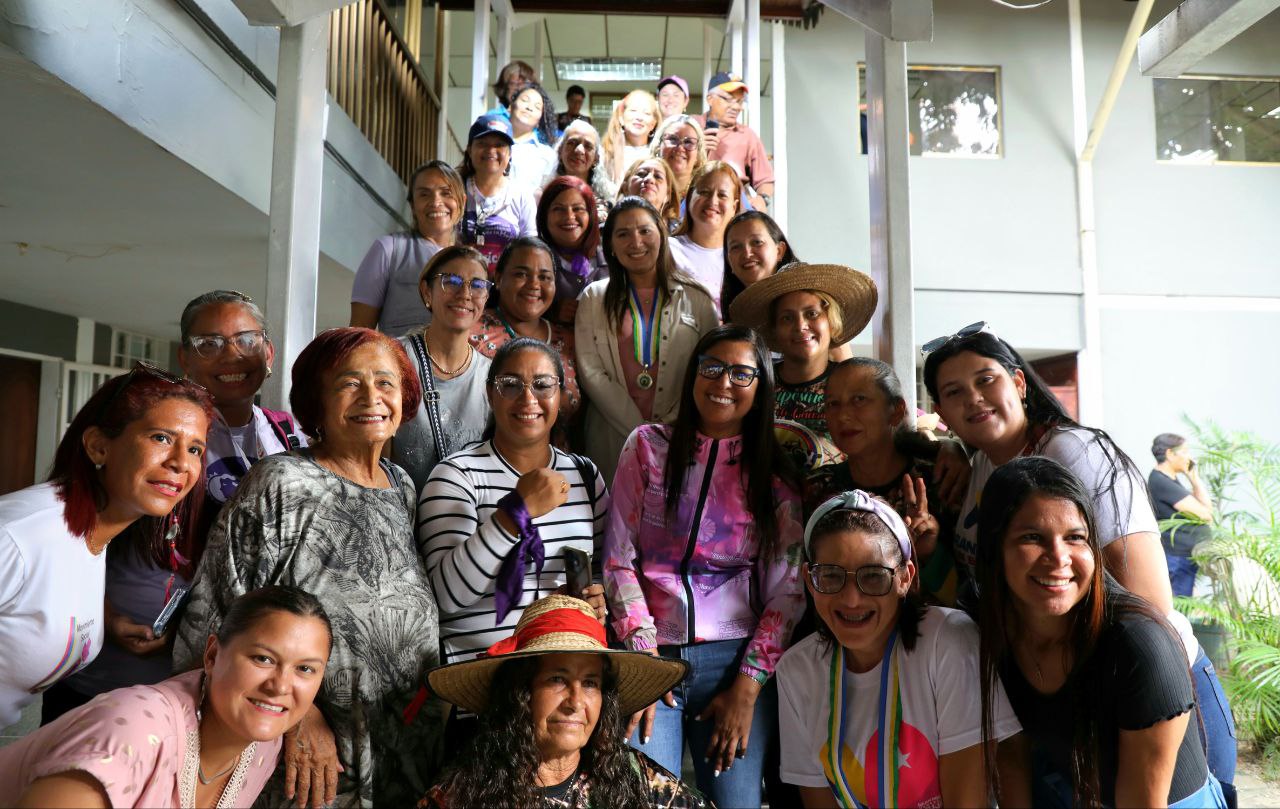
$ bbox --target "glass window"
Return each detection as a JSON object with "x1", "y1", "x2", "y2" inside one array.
[
  {"x1": 1154, "y1": 76, "x2": 1280, "y2": 164},
  {"x1": 857, "y1": 65, "x2": 1002, "y2": 158}
]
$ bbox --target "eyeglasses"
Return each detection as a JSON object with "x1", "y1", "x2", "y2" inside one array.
[
  {"x1": 696, "y1": 355, "x2": 760, "y2": 387},
  {"x1": 709, "y1": 92, "x2": 745, "y2": 108},
  {"x1": 436, "y1": 273, "x2": 494, "y2": 298},
  {"x1": 920, "y1": 321, "x2": 995, "y2": 355},
  {"x1": 662, "y1": 136, "x2": 699, "y2": 152},
  {"x1": 492, "y1": 374, "x2": 562, "y2": 400},
  {"x1": 807, "y1": 563, "x2": 901, "y2": 596},
  {"x1": 186, "y1": 330, "x2": 268, "y2": 359},
  {"x1": 95, "y1": 361, "x2": 204, "y2": 422}
]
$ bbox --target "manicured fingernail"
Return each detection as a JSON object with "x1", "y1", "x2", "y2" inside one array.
[
  {"x1": 643, "y1": 736, "x2": 650, "y2": 744},
  {"x1": 714, "y1": 769, "x2": 721, "y2": 777}
]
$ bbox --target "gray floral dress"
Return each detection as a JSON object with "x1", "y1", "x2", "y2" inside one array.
[{"x1": 175, "y1": 450, "x2": 444, "y2": 808}]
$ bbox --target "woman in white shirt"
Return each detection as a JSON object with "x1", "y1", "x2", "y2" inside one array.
[
  {"x1": 669, "y1": 161, "x2": 742, "y2": 308},
  {"x1": 507, "y1": 82, "x2": 559, "y2": 194},
  {"x1": 603, "y1": 90, "x2": 660, "y2": 187}
]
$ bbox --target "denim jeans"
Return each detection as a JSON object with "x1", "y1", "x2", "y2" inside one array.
[
  {"x1": 628, "y1": 637, "x2": 776, "y2": 809},
  {"x1": 1166, "y1": 553, "x2": 1199, "y2": 597},
  {"x1": 1193, "y1": 648, "x2": 1238, "y2": 808}
]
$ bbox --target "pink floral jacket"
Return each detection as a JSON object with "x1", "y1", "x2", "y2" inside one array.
[{"x1": 604, "y1": 424, "x2": 805, "y2": 684}]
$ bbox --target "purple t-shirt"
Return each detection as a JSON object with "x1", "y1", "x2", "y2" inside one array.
[
  {"x1": 458, "y1": 181, "x2": 538, "y2": 274},
  {"x1": 350, "y1": 233, "x2": 442, "y2": 337}
]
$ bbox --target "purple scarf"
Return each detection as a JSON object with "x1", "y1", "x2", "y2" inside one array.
[{"x1": 493, "y1": 491, "x2": 545, "y2": 623}]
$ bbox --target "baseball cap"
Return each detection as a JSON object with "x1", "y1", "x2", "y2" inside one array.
[
  {"x1": 467, "y1": 113, "x2": 515, "y2": 146},
  {"x1": 657, "y1": 75, "x2": 690, "y2": 98},
  {"x1": 709, "y1": 71, "x2": 748, "y2": 95}
]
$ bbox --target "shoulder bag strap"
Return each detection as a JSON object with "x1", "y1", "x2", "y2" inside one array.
[{"x1": 408, "y1": 334, "x2": 448, "y2": 462}]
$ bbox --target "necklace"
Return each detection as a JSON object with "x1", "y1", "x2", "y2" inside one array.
[
  {"x1": 424, "y1": 331, "x2": 474, "y2": 376},
  {"x1": 198, "y1": 758, "x2": 237, "y2": 785}
]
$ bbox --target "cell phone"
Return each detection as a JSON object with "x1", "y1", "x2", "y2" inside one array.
[
  {"x1": 152, "y1": 586, "x2": 189, "y2": 637},
  {"x1": 704, "y1": 119, "x2": 720, "y2": 131},
  {"x1": 564, "y1": 548, "x2": 591, "y2": 595}
]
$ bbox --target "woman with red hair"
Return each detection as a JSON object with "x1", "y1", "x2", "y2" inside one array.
[
  {"x1": 174, "y1": 327, "x2": 443, "y2": 809},
  {"x1": 537, "y1": 175, "x2": 608, "y2": 327},
  {"x1": 0, "y1": 363, "x2": 212, "y2": 730}
]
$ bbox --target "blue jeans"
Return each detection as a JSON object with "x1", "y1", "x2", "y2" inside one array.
[
  {"x1": 1194, "y1": 649, "x2": 1238, "y2": 808},
  {"x1": 1167, "y1": 553, "x2": 1198, "y2": 597},
  {"x1": 628, "y1": 638, "x2": 776, "y2": 809}
]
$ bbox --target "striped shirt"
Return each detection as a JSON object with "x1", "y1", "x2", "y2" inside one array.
[{"x1": 418, "y1": 441, "x2": 609, "y2": 664}]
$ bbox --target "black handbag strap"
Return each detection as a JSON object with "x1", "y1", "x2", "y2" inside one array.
[{"x1": 408, "y1": 333, "x2": 448, "y2": 463}]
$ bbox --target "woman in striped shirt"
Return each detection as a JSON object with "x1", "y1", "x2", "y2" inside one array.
[{"x1": 418, "y1": 336, "x2": 610, "y2": 674}]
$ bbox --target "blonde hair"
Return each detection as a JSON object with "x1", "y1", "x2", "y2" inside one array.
[
  {"x1": 603, "y1": 90, "x2": 660, "y2": 183},
  {"x1": 766, "y1": 289, "x2": 845, "y2": 347},
  {"x1": 673, "y1": 160, "x2": 742, "y2": 239},
  {"x1": 620, "y1": 157, "x2": 681, "y2": 231}
]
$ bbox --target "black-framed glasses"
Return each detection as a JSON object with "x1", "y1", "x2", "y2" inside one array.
[
  {"x1": 696, "y1": 355, "x2": 760, "y2": 387},
  {"x1": 807, "y1": 563, "x2": 901, "y2": 596},
  {"x1": 436, "y1": 273, "x2": 494, "y2": 297},
  {"x1": 95, "y1": 361, "x2": 202, "y2": 421},
  {"x1": 185, "y1": 330, "x2": 268, "y2": 359},
  {"x1": 492, "y1": 374, "x2": 562, "y2": 400},
  {"x1": 920, "y1": 321, "x2": 994, "y2": 355},
  {"x1": 662, "y1": 135, "x2": 699, "y2": 152}
]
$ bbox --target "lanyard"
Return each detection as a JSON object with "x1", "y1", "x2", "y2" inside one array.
[
  {"x1": 826, "y1": 630, "x2": 902, "y2": 809},
  {"x1": 627, "y1": 284, "x2": 662, "y2": 369},
  {"x1": 466, "y1": 178, "x2": 509, "y2": 241}
]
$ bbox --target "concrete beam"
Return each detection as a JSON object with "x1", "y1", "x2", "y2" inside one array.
[
  {"x1": 1138, "y1": 0, "x2": 1280, "y2": 77},
  {"x1": 234, "y1": 0, "x2": 346, "y2": 27},
  {"x1": 770, "y1": 20, "x2": 788, "y2": 231},
  {"x1": 820, "y1": 0, "x2": 933, "y2": 43},
  {"x1": 745, "y1": 0, "x2": 761, "y2": 128}
]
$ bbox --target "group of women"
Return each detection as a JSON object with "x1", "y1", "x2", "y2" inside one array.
[{"x1": 0, "y1": 76, "x2": 1238, "y2": 809}]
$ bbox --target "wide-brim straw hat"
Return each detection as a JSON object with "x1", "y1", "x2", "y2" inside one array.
[
  {"x1": 728, "y1": 262, "x2": 878, "y2": 348},
  {"x1": 427, "y1": 595, "x2": 689, "y2": 717}
]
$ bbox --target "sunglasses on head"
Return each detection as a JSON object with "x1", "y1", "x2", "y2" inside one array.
[
  {"x1": 96, "y1": 361, "x2": 204, "y2": 422},
  {"x1": 920, "y1": 321, "x2": 995, "y2": 356}
]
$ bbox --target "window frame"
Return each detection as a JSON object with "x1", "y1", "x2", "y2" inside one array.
[
  {"x1": 1152, "y1": 72, "x2": 1280, "y2": 168},
  {"x1": 855, "y1": 62, "x2": 1005, "y2": 160}
]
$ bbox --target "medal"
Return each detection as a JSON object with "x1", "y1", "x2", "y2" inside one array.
[{"x1": 628, "y1": 283, "x2": 662, "y2": 391}]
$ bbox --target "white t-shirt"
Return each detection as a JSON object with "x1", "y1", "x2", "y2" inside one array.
[
  {"x1": 953, "y1": 426, "x2": 1159, "y2": 580},
  {"x1": 777, "y1": 607, "x2": 1020, "y2": 807},
  {"x1": 509, "y1": 140, "x2": 558, "y2": 195},
  {"x1": 0, "y1": 483, "x2": 106, "y2": 728},
  {"x1": 668, "y1": 235, "x2": 725, "y2": 308}
]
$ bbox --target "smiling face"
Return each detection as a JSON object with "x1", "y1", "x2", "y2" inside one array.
[
  {"x1": 317, "y1": 342, "x2": 404, "y2": 447},
  {"x1": 1002, "y1": 494, "x2": 1096, "y2": 625},
  {"x1": 657, "y1": 84, "x2": 688, "y2": 119},
  {"x1": 932, "y1": 350, "x2": 1028, "y2": 458},
  {"x1": 805, "y1": 529, "x2": 913, "y2": 669},
  {"x1": 559, "y1": 128, "x2": 599, "y2": 179},
  {"x1": 421, "y1": 257, "x2": 489, "y2": 332},
  {"x1": 178, "y1": 303, "x2": 274, "y2": 411},
  {"x1": 468, "y1": 133, "x2": 511, "y2": 179},
  {"x1": 771, "y1": 291, "x2": 831, "y2": 366},
  {"x1": 824, "y1": 364, "x2": 906, "y2": 460},
  {"x1": 498, "y1": 247, "x2": 556, "y2": 323},
  {"x1": 511, "y1": 88, "x2": 544, "y2": 133},
  {"x1": 529, "y1": 653, "x2": 604, "y2": 762},
  {"x1": 490, "y1": 348, "x2": 561, "y2": 449},
  {"x1": 546, "y1": 189, "x2": 590, "y2": 251},
  {"x1": 203, "y1": 610, "x2": 330, "y2": 744},
  {"x1": 660, "y1": 123, "x2": 700, "y2": 176},
  {"x1": 708, "y1": 88, "x2": 745, "y2": 126},
  {"x1": 410, "y1": 168, "x2": 461, "y2": 239},
  {"x1": 608, "y1": 207, "x2": 663, "y2": 277},
  {"x1": 726, "y1": 219, "x2": 785, "y2": 286},
  {"x1": 86, "y1": 397, "x2": 209, "y2": 521},
  {"x1": 625, "y1": 160, "x2": 670, "y2": 210},
  {"x1": 688, "y1": 170, "x2": 738, "y2": 239},
  {"x1": 622, "y1": 97, "x2": 657, "y2": 144},
  {"x1": 693, "y1": 340, "x2": 758, "y2": 438}
]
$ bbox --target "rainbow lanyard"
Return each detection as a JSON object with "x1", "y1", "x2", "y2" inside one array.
[
  {"x1": 826, "y1": 630, "x2": 902, "y2": 809},
  {"x1": 626, "y1": 284, "x2": 662, "y2": 369}
]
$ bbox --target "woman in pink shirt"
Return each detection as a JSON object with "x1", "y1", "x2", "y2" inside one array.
[{"x1": 604, "y1": 324, "x2": 804, "y2": 809}]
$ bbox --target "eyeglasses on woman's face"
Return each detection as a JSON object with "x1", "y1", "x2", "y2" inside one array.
[
  {"x1": 491, "y1": 374, "x2": 561, "y2": 400},
  {"x1": 435, "y1": 273, "x2": 494, "y2": 298},
  {"x1": 185, "y1": 330, "x2": 267, "y2": 359},
  {"x1": 806, "y1": 563, "x2": 901, "y2": 596},
  {"x1": 696, "y1": 355, "x2": 759, "y2": 387},
  {"x1": 662, "y1": 135, "x2": 699, "y2": 152}
]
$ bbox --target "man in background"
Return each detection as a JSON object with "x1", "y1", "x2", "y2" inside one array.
[
  {"x1": 1149, "y1": 432, "x2": 1214, "y2": 596},
  {"x1": 557, "y1": 85, "x2": 591, "y2": 130},
  {"x1": 696, "y1": 71, "x2": 774, "y2": 212}
]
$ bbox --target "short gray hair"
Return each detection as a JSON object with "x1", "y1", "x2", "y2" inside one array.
[{"x1": 180, "y1": 290, "x2": 268, "y2": 343}]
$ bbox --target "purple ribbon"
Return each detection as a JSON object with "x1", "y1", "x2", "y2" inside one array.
[
  {"x1": 563, "y1": 251, "x2": 592, "y2": 281},
  {"x1": 494, "y1": 491, "x2": 545, "y2": 623}
]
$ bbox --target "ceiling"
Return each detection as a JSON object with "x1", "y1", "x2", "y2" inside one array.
[{"x1": 0, "y1": 45, "x2": 352, "y2": 345}]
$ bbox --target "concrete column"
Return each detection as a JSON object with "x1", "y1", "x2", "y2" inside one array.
[
  {"x1": 702, "y1": 22, "x2": 714, "y2": 99},
  {"x1": 533, "y1": 21, "x2": 544, "y2": 82},
  {"x1": 729, "y1": 22, "x2": 744, "y2": 77},
  {"x1": 864, "y1": 30, "x2": 916, "y2": 424},
  {"x1": 262, "y1": 15, "x2": 329, "y2": 410},
  {"x1": 1068, "y1": 0, "x2": 1103, "y2": 424},
  {"x1": 470, "y1": 0, "x2": 491, "y2": 121},
  {"x1": 745, "y1": 0, "x2": 761, "y2": 128},
  {"x1": 495, "y1": 11, "x2": 512, "y2": 75},
  {"x1": 436, "y1": 8, "x2": 451, "y2": 158},
  {"x1": 770, "y1": 21, "x2": 787, "y2": 231}
]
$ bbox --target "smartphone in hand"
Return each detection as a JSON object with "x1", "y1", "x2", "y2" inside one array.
[
  {"x1": 564, "y1": 548, "x2": 591, "y2": 595},
  {"x1": 152, "y1": 586, "x2": 189, "y2": 637}
]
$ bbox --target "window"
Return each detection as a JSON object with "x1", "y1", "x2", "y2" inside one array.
[
  {"x1": 111, "y1": 329, "x2": 166, "y2": 368},
  {"x1": 857, "y1": 64, "x2": 1002, "y2": 158},
  {"x1": 1154, "y1": 76, "x2": 1280, "y2": 165}
]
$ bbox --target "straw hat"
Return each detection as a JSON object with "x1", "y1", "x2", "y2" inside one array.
[
  {"x1": 728, "y1": 262, "x2": 878, "y2": 348},
  {"x1": 427, "y1": 595, "x2": 689, "y2": 716}
]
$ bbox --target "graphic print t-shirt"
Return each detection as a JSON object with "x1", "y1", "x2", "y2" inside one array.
[{"x1": 777, "y1": 608, "x2": 1020, "y2": 808}]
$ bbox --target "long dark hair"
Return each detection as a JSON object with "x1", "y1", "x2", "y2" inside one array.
[
  {"x1": 510, "y1": 82, "x2": 559, "y2": 146},
  {"x1": 442, "y1": 656, "x2": 649, "y2": 808},
  {"x1": 600, "y1": 196, "x2": 689, "y2": 328},
  {"x1": 663, "y1": 325, "x2": 795, "y2": 558},
  {"x1": 974, "y1": 457, "x2": 1175, "y2": 806},
  {"x1": 720, "y1": 211, "x2": 800, "y2": 313},
  {"x1": 922, "y1": 330, "x2": 1145, "y2": 542}
]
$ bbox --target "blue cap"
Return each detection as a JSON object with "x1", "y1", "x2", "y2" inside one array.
[{"x1": 467, "y1": 113, "x2": 515, "y2": 145}]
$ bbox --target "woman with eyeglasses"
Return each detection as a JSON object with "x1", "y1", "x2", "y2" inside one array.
[
  {"x1": 536, "y1": 177, "x2": 609, "y2": 328},
  {"x1": 392, "y1": 246, "x2": 495, "y2": 493},
  {"x1": 603, "y1": 90, "x2": 660, "y2": 187},
  {"x1": 604, "y1": 325, "x2": 804, "y2": 809},
  {"x1": 669, "y1": 161, "x2": 743, "y2": 308},
  {"x1": 922, "y1": 322, "x2": 1238, "y2": 803},
  {"x1": 650, "y1": 115, "x2": 707, "y2": 202},
  {"x1": 175, "y1": 326, "x2": 443, "y2": 808},
  {"x1": 351, "y1": 160, "x2": 465, "y2": 337},
  {"x1": 777, "y1": 490, "x2": 1021, "y2": 808},
  {"x1": 574, "y1": 197, "x2": 718, "y2": 484},
  {"x1": 0, "y1": 363, "x2": 212, "y2": 732},
  {"x1": 621, "y1": 157, "x2": 681, "y2": 234},
  {"x1": 418, "y1": 339, "x2": 609, "y2": 738},
  {"x1": 458, "y1": 114, "x2": 538, "y2": 274},
  {"x1": 469, "y1": 238, "x2": 582, "y2": 450}
]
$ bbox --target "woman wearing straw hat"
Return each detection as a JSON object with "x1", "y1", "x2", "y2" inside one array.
[
  {"x1": 728, "y1": 261, "x2": 878, "y2": 473},
  {"x1": 422, "y1": 595, "x2": 708, "y2": 809}
]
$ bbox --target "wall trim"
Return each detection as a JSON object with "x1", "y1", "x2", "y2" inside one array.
[{"x1": 1098, "y1": 293, "x2": 1280, "y2": 312}]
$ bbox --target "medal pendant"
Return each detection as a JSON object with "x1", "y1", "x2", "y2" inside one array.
[
  {"x1": 636, "y1": 371, "x2": 654, "y2": 390},
  {"x1": 476, "y1": 233, "x2": 485, "y2": 246}
]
